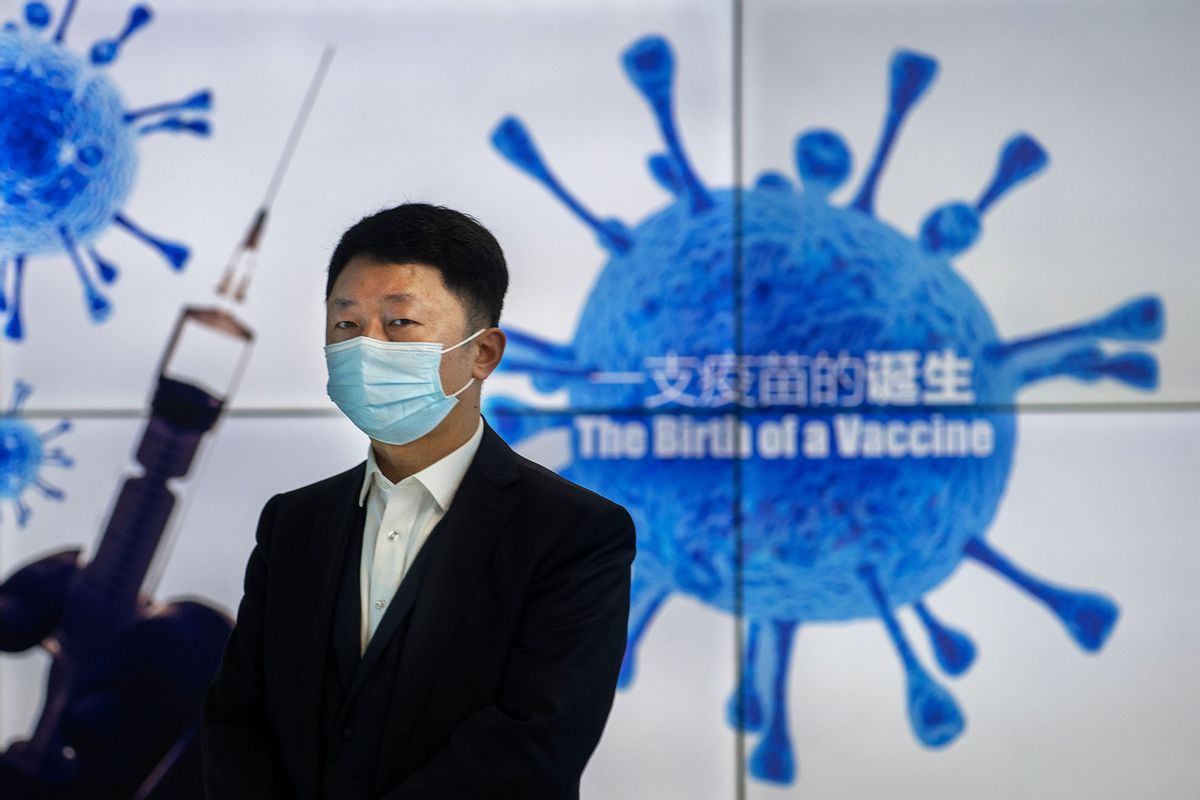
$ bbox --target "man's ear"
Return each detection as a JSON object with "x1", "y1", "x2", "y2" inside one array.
[{"x1": 472, "y1": 327, "x2": 507, "y2": 380}]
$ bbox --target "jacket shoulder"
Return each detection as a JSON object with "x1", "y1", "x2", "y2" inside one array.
[
  {"x1": 272, "y1": 462, "x2": 365, "y2": 512},
  {"x1": 510, "y1": 451, "x2": 629, "y2": 519}
]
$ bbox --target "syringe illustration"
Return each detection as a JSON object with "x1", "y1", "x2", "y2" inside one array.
[{"x1": 0, "y1": 48, "x2": 333, "y2": 800}]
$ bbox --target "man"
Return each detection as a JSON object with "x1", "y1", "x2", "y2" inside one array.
[{"x1": 202, "y1": 203, "x2": 636, "y2": 799}]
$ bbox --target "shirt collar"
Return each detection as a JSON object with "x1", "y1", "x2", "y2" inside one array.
[{"x1": 359, "y1": 417, "x2": 485, "y2": 510}]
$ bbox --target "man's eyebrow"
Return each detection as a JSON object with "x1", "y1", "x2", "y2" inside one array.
[{"x1": 328, "y1": 293, "x2": 417, "y2": 310}]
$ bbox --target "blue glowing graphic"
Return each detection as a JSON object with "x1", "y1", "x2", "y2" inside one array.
[
  {"x1": 0, "y1": 380, "x2": 71, "y2": 527},
  {"x1": 486, "y1": 36, "x2": 1164, "y2": 783},
  {"x1": 0, "y1": 0, "x2": 211, "y2": 339}
]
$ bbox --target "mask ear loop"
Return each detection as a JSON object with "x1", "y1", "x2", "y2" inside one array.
[
  {"x1": 447, "y1": 377, "x2": 475, "y2": 398},
  {"x1": 441, "y1": 328, "x2": 487, "y2": 353},
  {"x1": 442, "y1": 328, "x2": 488, "y2": 397}
]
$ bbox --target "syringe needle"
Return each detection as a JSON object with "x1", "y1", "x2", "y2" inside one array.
[{"x1": 216, "y1": 45, "x2": 336, "y2": 301}]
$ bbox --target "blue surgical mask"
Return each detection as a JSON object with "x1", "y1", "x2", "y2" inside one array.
[{"x1": 325, "y1": 329, "x2": 486, "y2": 445}]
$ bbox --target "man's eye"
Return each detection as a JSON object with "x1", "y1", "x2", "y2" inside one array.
[
  {"x1": 333, "y1": 320, "x2": 357, "y2": 330},
  {"x1": 388, "y1": 318, "x2": 416, "y2": 327}
]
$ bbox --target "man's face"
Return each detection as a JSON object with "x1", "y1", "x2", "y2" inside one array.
[{"x1": 325, "y1": 255, "x2": 477, "y2": 396}]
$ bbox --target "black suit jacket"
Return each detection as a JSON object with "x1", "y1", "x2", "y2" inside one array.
[{"x1": 202, "y1": 422, "x2": 636, "y2": 799}]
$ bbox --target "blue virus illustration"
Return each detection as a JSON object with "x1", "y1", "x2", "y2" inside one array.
[
  {"x1": 0, "y1": 0, "x2": 212, "y2": 339},
  {"x1": 485, "y1": 36, "x2": 1164, "y2": 783},
  {"x1": 0, "y1": 379, "x2": 71, "y2": 527}
]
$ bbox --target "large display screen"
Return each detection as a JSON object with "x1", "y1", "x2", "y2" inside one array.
[{"x1": 1, "y1": 1, "x2": 1196, "y2": 798}]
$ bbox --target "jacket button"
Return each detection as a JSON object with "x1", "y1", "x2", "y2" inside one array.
[{"x1": 341, "y1": 725, "x2": 352, "y2": 741}]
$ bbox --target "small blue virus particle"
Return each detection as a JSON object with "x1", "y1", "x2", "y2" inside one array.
[
  {"x1": 0, "y1": 0, "x2": 212, "y2": 339},
  {"x1": 486, "y1": 36, "x2": 1164, "y2": 783},
  {"x1": 0, "y1": 379, "x2": 72, "y2": 527}
]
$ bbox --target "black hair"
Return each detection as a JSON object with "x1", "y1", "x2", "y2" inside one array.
[{"x1": 326, "y1": 203, "x2": 508, "y2": 328}]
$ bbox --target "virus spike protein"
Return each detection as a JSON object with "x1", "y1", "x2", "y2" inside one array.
[
  {"x1": 914, "y1": 600, "x2": 977, "y2": 676},
  {"x1": 964, "y1": 538, "x2": 1119, "y2": 652},
  {"x1": 861, "y1": 565, "x2": 965, "y2": 747},
  {"x1": 88, "y1": 3, "x2": 150, "y2": 66},
  {"x1": 992, "y1": 296, "x2": 1163, "y2": 392},
  {"x1": 5, "y1": 258, "x2": 26, "y2": 339},
  {"x1": 726, "y1": 619, "x2": 764, "y2": 731},
  {"x1": 59, "y1": 225, "x2": 111, "y2": 321},
  {"x1": 745, "y1": 619, "x2": 799, "y2": 784},
  {"x1": 52, "y1": 0, "x2": 77, "y2": 43},
  {"x1": 114, "y1": 213, "x2": 189, "y2": 271},
  {"x1": 491, "y1": 117, "x2": 632, "y2": 255},
  {"x1": 122, "y1": 88, "x2": 212, "y2": 124},
  {"x1": 920, "y1": 133, "x2": 1049, "y2": 257},
  {"x1": 497, "y1": 326, "x2": 584, "y2": 393},
  {"x1": 622, "y1": 36, "x2": 713, "y2": 214},
  {"x1": 851, "y1": 50, "x2": 938, "y2": 214},
  {"x1": 24, "y1": 2, "x2": 50, "y2": 30},
  {"x1": 794, "y1": 129, "x2": 852, "y2": 198}
]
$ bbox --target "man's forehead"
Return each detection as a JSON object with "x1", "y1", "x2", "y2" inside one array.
[
  {"x1": 343, "y1": 256, "x2": 445, "y2": 282},
  {"x1": 330, "y1": 259, "x2": 448, "y2": 298},
  {"x1": 327, "y1": 258, "x2": 471, "y2": 321}
]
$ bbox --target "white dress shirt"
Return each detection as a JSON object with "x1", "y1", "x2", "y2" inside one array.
[{"x1": 357, "y1": 418, "x2": 484, "y2": 654}]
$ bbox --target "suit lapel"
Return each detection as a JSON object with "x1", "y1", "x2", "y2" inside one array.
[
  {"x1": 295, "y1": 463, "x2": 364, "y2": 791},
  {"x1": 378, "y1": 424, "x2": 519, "y2": 751},
  {"x1": 331, "y1": 507, "x2": 365, "y2": 692}
]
